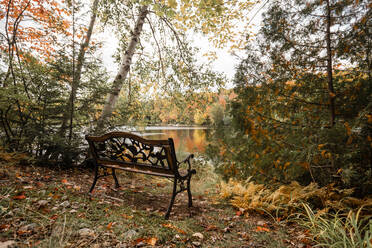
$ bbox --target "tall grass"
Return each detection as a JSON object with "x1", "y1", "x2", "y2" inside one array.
[{"x1": 302, "y1": 204, "x2": 372, "y2": 248}]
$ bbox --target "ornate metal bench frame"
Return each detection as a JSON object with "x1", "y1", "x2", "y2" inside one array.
[{"x1": 85, "y1": 131, "x2": 196, "y2": 219}]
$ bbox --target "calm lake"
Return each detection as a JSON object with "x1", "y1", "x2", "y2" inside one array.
[{"x1": 135, "y1": 126, "x2": 209, "y2": 156}]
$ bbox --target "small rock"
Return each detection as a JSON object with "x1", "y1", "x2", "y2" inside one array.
[
  {"x1": 123, "y1": 229, "x2": 137, "y2": 239},
  {"x1": 174, "y1": 234, "x2": 181, "y2": 240},
  {"x1": 51, "y1": 206, "x2": 58, "y2": 211},
  {"x1": 71, "y1": 203, "x2": 80, "y2": 209},
  {"x1": 60, "y1": 201, "x2": 70, "y2": 208},
  {"x1": 192, "y1": 241, "x2": 201, "y2": 247},
  {"x1": 69, "y1": 209, "x2": 77, "y2": 213},
  {"x1": 62, "y1": 195, "x2": 68, "y2": 200},
  {"x1": 37, "y1": 200, "x2": 48, "y2": 207},
  {"x1": 192, "y1": 232, "x2": 204, "y2": 240},
  {"x1": 0, "y1": 240, "x2": 16, "y2": 248},
  {"x1": 78, "y1": 228, "x2": 95, "y2": 237}
]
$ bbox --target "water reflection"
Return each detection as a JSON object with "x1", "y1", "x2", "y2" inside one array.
[{"x1": 139, "y1": 127, "x2": 208, "y2": 156}]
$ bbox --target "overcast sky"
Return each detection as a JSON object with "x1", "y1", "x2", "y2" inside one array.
[{"x1": 98, "y1": 2, "x2": 265, "y2": 83}]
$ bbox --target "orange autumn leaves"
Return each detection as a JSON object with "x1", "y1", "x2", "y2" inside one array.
[
  {"x1": 1, "y1": 0, "x2": 70, "y2": 60},
  {"x1": 12, "y1": 193, "x2": 26, "y2": 200},
  {"x1": 132, "y1": 237, "x2": 158, "y2": 246},
  {"x1": 162, "y1": 223, "x2": 187, "y2": 234},
  {"x1": 130, "y1": 223, "x2": 186, "y2": 246},
  {"x1": 255, "y1": 225, "x2": 270, "y2": 232}
]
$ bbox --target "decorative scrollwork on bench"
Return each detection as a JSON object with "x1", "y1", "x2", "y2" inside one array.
[
  {"x1": 95, "y1": 136, "x2": 170, "y2": 169},
  {"x1": 85, "y1": 131, "x2": 196, "y2": 219}
]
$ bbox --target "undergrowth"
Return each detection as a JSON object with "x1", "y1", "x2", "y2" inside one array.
[
  {"x1": 219, "y1": 178, "x2": 372, "y2": 217},
  {"x1": 302, "y1": 204, "x2": 372, "y2": 248},
  {"x1": 218, "y1": 179, "x2": 372, "y2": 247}
]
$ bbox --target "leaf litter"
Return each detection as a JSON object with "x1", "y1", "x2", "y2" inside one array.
[{"x1": 0, "y1": 161, "x2": 312, "y2": 247}]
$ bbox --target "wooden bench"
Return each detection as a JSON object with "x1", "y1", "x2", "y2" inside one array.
[{"x1": 85, "y1": 131, "x2": 196, "y2": 219}]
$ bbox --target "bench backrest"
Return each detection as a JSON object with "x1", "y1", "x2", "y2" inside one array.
[{"x1": 85, "y1": 132, "x2": 177, "y2": 172}]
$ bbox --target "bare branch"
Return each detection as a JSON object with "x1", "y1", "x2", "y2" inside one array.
[{"x1": 146, "y1": 16, "x2": 166, "y2": 79}]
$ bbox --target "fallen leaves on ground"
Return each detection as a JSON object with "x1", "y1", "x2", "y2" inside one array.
[
  {"x1": 121, "y1": 213, "x2": 133, "y2": 219},
  {"x1": 12, "y1": 193, "x2": 26, "y2": 200},
  {"x1": 162, "y1": 223, "x2": 187, "y2": 234},
  {"x1": 132, "y1": 237, "x2": 158, "y2": 246},
  {"x1": 255, "y1": 226, "x2": 270, "y2": 232},
  {"x1": 205, "y1": 225, "x2": 218, "y2": 231},
  {"x1": 0, "y1": 160, "x2": 314, "y2": 248}
]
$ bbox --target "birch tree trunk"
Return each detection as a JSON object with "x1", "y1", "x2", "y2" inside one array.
[
  {"x1": 96, "y1": 5, "x2": 149, "y2": 130},
  {"x1": 60, "y1": 0, "x2": 99, "y2": 135}
]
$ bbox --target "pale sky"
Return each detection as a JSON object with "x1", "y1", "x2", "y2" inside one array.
[
  {"x1": 99, "y1": 31, "x2": 238, "y2": 80},
  {"x1": 98, "y1": 2, "x2": 265, "y2": 83}
]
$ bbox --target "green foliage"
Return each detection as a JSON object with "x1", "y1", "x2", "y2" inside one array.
[
  {"x1": 0, "y1": 42, "x2": 109, "y2": 166},
  {"x1": 302, "y1": 204, "x2": 372, "y2": 248}
]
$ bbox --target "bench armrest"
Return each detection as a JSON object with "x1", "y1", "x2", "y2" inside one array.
[{"x1": 177, "y1": 154, "x2": 196, "y2": 174}]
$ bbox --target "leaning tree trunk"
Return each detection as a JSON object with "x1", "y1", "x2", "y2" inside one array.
[
  {"x1": 325, "y1": 0, "x2": 336, "y2": 127},
  {"x1": 60, "y1": 0, "x2": 99, "y2": 136},
  {"x1": 96, "y1": 5, "x2": 149, "y2": 130}
]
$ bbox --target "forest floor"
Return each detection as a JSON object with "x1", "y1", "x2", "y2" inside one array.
[{"x1": 0, "y1": 159, "x2": 313, "y2": 248}]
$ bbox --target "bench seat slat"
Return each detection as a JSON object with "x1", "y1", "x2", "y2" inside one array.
[
  {"x1": 99, "y1": 163, "x2": 175, "y2": 178},
  {"x1": 97, "y1": 159, "x2": 174, "y2": 177}
]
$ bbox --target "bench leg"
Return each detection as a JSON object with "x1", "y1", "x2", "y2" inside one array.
[
  {"x1": 187, "y1": 176, "x2": 193, "y2": 208},
  {"x1": 165, "y1": 179, "x2": 177, "y2": 219},
  {"x1": 112, "y1": 169, "x2": 120, "y2": 188},
  {"x1": 89, "y1": 165, "x2": 99, "y2": 193}
]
